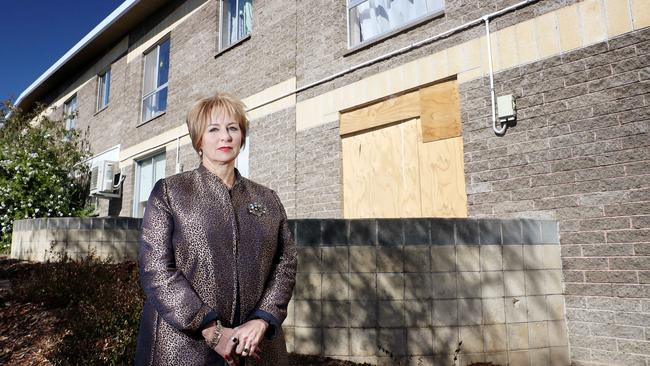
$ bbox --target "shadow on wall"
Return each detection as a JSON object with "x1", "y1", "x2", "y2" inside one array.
[
  {"x1": 10, "y1": 216, "x2": 568, "y2": 364},
  {"x1": 289, "y1": 218, "x2": 568, "y2": 366}
]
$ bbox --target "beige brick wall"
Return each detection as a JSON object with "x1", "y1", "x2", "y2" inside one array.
[{"x1": 461, "y1": 26, "x2": 650, "y2": 366}]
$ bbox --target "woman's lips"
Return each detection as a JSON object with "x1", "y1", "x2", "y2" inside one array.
[{"x1": 218, "y1": 147, "x2": 232, "y2": 151}]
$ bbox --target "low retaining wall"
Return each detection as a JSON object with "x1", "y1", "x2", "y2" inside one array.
[
  {"x1": 284, "y1": 218, "x2": 567, "y2": 366},
  {"x1": 11, "y1": 217, "x2": 141, "y2": 262},
  {"x1": 11, "y1": 217, "x2": 566, "y2": 365}
]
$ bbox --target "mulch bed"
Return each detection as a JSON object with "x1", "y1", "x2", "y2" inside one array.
[
  {"x1": 0, "y1": 257, "x2": 370, "y2": 365},
  {"x1": 0, "y1": 258, "x2": 64, "y2": 365},
  {"x1": 1, "y1": 256, "x2": 498, "y2": 366}
]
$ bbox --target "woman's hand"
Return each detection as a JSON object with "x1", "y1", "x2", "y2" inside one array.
[
  {"x1": 232, "y1": 319, "x2": 268, "y2": 360},
  {"x1": 202, "y1": 324, "x2": 240, "y2": 365}
]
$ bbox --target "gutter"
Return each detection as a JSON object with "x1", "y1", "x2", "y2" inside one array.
[{"x1": 13, "y1": 0, "x2": 141, "y2": 110}]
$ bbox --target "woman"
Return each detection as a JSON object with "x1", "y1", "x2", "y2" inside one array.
[{"x1": 135, "y1": 93, "x2": 297, "y2": 365}]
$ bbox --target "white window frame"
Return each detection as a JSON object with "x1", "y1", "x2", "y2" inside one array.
[
  {"x1": 218, "y1": 0, "x2": 253, "y2": 51},
  {"x1": 346, "y1": 0, "x2": 445, "y2": 49},
  {"x1": 96, "y1": 69, "x2": 111, "y2": 112},
  {"x1": 141, "y1": 38, "x2": 170, "y2": 123},
  {"x1": 133, "y1": 151, "x2": 166, "y2": 218},
  {"x1": 63, "y1": 95, "x2": 77, "y2": 130}
]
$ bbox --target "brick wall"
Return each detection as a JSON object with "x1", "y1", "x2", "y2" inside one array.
[
  {"x1": 460, "y1": 28, "x2": 650, "y2": 365},
  {"x1": 295, "y1": 0, "x2": 581, "y2": 101},
  {"x1": 295, "y1": 121, "x2": 343, "y2": 219},
  {"x1": 76, "y1": 41, "x2": 134, "y2": 155},
  {"x1": 249, "y1": 107, "x2": 297, "y2": 218}
]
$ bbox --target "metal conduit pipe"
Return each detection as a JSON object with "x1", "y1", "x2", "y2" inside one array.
[
  {"x1": 483, "y1": 0, "x2": 540, "y2": 135},
  {"x1": 484, "y1": 16, "x2": 506, "y2": 135},
  {"x1": 249, "y1": 0, "x2": 539, "y2": 114}
]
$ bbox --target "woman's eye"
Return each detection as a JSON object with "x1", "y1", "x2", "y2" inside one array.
[
  {"x1": 229, "y1": 126, "x2": 239, "y2": 132},
  {"x1": 209, "y1": 127, "x2": 218, "y2": 132}
]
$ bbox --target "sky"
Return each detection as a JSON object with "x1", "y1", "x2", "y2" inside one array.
[{"x1": 0, "y1": 1, "x2": 125, "y2": 104}]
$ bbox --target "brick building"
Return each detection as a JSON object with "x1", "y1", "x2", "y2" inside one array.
[{"x1": 13, "y1": 0, "x2": 650, "y2": 364}]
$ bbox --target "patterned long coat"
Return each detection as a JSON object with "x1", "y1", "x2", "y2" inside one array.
[{"x1": 135, "y1": 164, "x2": 297, "y2": 365}]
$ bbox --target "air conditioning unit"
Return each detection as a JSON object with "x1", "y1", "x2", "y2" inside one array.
[{"x1": 90, "y1": 160, "x2": 118, "y2": 195}]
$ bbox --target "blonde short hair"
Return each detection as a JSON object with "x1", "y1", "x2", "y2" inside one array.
[{"x1": 186, "y1": 93, "x2": 249, "y2": 155}]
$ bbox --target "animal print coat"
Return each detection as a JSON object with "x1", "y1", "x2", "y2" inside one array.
[{"x1": 135, "y1": 164, "x2": 297, "y2": 365}]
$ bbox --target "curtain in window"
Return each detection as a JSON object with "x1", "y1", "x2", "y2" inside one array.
[
  {"x1": 227, "y1": 0, "x2": 237, "y2": 44},
  {"x1": 223, "y1": 0, "x2": 252, "y2": 48},
  {"x1": 350, "y1": 0, "x2": 445, "y2": 46},
  {"x1": 242, "y1": 0, "x2": 252, "y2": 35},
  {"x1": 356, "y1": 2, "x2": 376, "y2": 42}
]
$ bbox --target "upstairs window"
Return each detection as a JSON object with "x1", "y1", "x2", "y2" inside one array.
[
  {"x1": 97, "y1": 69, "x2": 111, "y2": 111},
  {"x1": 220, "y1": 0, "x2": 252, "y2": 50},
  {"x1": 142, "y1": 38, "x2": 170, "y2": 122},
  {"x1": 348, "y1": 0, "x2": 445, "y2": 48},
  {"x1": 63, "y1": 95, "x2": 77, "y2": 130}
]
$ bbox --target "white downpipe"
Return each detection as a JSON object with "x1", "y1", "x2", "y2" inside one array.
[
  {"x1": 175, "y1": 136, "x2": 181, "y2": 173},
  {"x1": 484, "y1": 16, "x2": 506, "y2": 135}
]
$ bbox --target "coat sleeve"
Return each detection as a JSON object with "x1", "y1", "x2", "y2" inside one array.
[
  {"x1": 251, "y1": 191, "x2": 297, "y2": 335},
  {"x1": 138, "y1": 179, "x2": 215, "y2": 334}
]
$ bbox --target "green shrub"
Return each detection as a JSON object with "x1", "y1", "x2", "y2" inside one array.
[{"x1": 0, "y1": 102, "x2": 93, "y2": 253}]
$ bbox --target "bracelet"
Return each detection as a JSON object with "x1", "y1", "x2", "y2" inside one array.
[{"x1": 207, "y1": 320, "x2": 223, "y2": 349}]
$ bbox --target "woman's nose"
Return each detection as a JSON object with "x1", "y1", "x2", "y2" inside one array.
[{"x1": 219, "y1": 130, "x2": 232, "y2": 141}]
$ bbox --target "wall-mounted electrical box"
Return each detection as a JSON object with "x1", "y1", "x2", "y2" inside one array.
[{"x1": 497, "y1": 94, "x2": 516, "y2": 123}]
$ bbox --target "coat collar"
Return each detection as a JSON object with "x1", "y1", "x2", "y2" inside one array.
[{"x1": 197, "y1": 163, "x2": 243, "y2": 191}]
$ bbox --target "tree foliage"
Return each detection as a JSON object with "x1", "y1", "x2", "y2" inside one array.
[{"x1": 0, "y1": 102, "x2": 92, "y2": 252}]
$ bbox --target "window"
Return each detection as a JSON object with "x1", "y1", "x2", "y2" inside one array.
[
  {"x1": 348, "y1": 0, "x2": 445, "y2": 48},
  {"x1": 63, "y1": 95, "x2": 77, "y2": 130},
  {"x1": 220, "y1": 0, "x2": 252, "y2": 50},
  {"x1": 134, "y1": 152, "x2": 166, "y2": 217},
  {"x1": 142, "y1": 39, "x2": 170, "y2": 122},
  {"x1": 236, "y1": 137, "x2": 249, "y2": 178},
  {"x1": 97, "y1": 69, "x2": 111, "y2": 111}
]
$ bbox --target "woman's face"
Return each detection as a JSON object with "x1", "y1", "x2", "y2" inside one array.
[{"x1": 200, "y1": 110, "x2": 242, "y2": 166}]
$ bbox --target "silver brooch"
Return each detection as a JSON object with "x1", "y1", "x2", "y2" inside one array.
[{"x1": 248, "y1": 202, "x2": 267, "y2": 216}]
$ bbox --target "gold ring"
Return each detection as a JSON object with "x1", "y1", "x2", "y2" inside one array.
[{"x1": 243, "y1": 347, "x2": 249, "y2": 354}]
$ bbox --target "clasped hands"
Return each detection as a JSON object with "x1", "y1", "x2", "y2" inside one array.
[{"x1": 202, "y1": 319, "x2": 268, "y2": 365}]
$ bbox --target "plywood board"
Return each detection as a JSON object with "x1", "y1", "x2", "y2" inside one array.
[
  {"x1": 342, "y1": 119, "x2": 422, "y2": 218},
  {"x1": 420, "y1": 80, "x2": 462, "y2": 142},
  {"x1": 418, "y1": 136, "x2": 468, "y2": 217},
  {"x1": 341, "y1": 80, "x2": 467, "y2": 219},
  {"x1": 340, "y1": 91, "x2": 420, "y2": 136}
]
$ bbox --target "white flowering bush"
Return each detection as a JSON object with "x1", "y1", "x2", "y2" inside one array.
[{"x1": 0, "y1": 102, "x2": 92, "y2": 252}]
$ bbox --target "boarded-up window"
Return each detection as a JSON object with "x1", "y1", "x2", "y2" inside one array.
[{"x1": 340, "y1": 79, "x2": 467, "y2": 218}]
